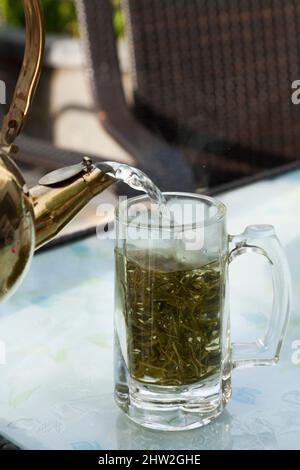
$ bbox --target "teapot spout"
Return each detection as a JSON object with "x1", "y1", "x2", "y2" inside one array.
[{"x1": 30, "y1": 158, "x2": 117, "y2": 248}]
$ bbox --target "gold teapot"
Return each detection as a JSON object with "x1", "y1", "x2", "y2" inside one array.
[{"x1": 0, "y1": 0, "x2": 118, "y2": 301}]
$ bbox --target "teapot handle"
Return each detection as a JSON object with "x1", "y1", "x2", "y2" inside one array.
[
  {"x1": 0, "y1": 0, "x2": 44, "y2": 147},
  {"x1": 228, "y1": 225, "x2": 291, "y2": 368}
]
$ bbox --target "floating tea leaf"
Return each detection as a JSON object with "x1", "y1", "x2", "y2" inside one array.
[{"x1": 116, "y1": 249, "x2": 224, "y2": 386}]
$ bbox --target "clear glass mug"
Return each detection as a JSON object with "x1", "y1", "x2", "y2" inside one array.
[{"x1": 114, "y1": 193, "x2": 290, "y2": 431}]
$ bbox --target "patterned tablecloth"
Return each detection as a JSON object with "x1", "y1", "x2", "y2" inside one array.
[{"x1": 0, "y1": 169, "x2": 299, "y2": 450}]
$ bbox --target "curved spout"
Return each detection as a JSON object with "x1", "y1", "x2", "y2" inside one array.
[
  {"x1": 30, "y1": 158, "x2": 116, "y2": 248},
  {"x1": 29, "y1": 157, "x2": 164, "y2": 248},
  {"x1": 0, "y1": 0, "x2": 44, "y2": 148}
]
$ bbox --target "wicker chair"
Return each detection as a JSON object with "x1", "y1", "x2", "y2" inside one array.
[
  {"x1": 10, "y1": 0, "x2": 300, "y2": 191},
  {"x1": 75, "y1": 0, "x2": 300, "y2": 190}
]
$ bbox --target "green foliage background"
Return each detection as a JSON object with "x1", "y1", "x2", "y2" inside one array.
[{"x1": 0, "y1": 0, "x2": 123, "y2": 37}]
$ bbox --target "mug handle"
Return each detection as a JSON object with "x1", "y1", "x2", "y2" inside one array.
[{"x1": 228, "y1": 224, "x2": 291, "y2": 369}]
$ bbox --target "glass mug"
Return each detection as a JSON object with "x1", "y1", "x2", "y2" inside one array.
[{"x1": 114, "y1": 193, "x2": 290, "y2": 431}]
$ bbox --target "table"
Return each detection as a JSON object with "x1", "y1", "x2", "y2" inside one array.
[{"x1": 0, "y1": 169, "x2": 299, "y2": 450}]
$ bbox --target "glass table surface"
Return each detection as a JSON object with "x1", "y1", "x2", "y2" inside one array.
[{"x1": 0, "y1": 169, "x2": 299, "y2": 450}]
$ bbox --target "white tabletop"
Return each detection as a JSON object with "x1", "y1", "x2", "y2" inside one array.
[{"x1": 0, "y1": 169, "x2": 299, "y2": 450}]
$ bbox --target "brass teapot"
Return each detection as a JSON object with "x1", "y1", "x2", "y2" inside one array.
[{"x1": 0, "y1": 0, "x2": 118, "y2": 301}]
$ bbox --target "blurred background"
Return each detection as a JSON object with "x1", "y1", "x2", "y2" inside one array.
[
  {"x1": 0, "y1": 0, "x2": 130, "y2": 174},
  {"x1": 1, "y1": 0, "x2": 300, "y2": 237}
]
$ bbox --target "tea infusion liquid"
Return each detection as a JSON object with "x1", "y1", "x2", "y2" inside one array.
[{"x1": 115, "y1": 249, "x2": 224, "y2": 387}]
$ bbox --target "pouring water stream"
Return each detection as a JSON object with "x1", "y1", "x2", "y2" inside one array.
[{"x1": 97, "y1": 162, "x2": 166, "y2": 205}]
